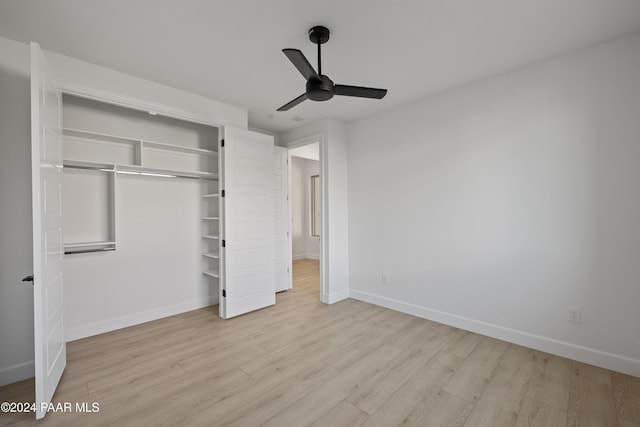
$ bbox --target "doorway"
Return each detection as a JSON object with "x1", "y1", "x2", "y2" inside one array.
[{"x1": 288, "y1": 142, "x2": 321, "y2": 299}]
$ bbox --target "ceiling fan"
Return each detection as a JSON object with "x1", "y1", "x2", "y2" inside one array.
[{"x1": 277, "y1": 26, "x2": 388, "y2": 111}]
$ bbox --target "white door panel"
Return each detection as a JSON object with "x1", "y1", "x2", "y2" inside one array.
[
  {"x1": 30, "y1": 42, "x2": 66, "y2": 419},
  {"x1": 220, "y1": 127, "x2": 275, "y2": 318}
]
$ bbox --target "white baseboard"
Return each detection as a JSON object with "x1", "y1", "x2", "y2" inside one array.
[
  {"x1": 65, "y1": 295, "x2": 219, "y2": 342},
  {"x1": 324, "y1": 289, "x2": 349, "y2": 304},
  {"x1": 350, "y1": 289, "x2": 640, "y2": 378},
  {"x1": 0, "y1": 360, "x2": 34, "y2": 387},
  {"x1": 293, "y1": 254, "x2": 320, "y2": 261}
]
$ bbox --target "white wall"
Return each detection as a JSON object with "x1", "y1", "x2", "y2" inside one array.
[
  {"x1": 290, "y1": 156, "x2": 306, "y2": 258},
  {"x1": 64, "y1": 175, "x2": 214, "y2": 340},
  {"x1": 325, "y1": 119, "x2": 350, "y2": 303},
  {"x1": 0, "y1": 36, "x2": 35, "y2": 386},
  {"x1": 291, "y1": 156, "x2": 320, "y2": 260},
  {"x1": 280, "y1": 118, "x2": 350, "y2": 303},
  {"x1": 348, "y1": 32, "x2": 640, "y2": 377},
  {"x1": 49, "y1": 47, "x2": 247, "y2": 130}
]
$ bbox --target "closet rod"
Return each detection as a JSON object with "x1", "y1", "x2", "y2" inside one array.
[
  {"x1": 64, "y1": 247, "x2": 116, "y2": 255},
  {"x1": 63, "y1": 163, "x2": 115, "y2": 172},
  {"x1": 117, "y1": 171, "x2": 214, "y2": 181},
  {"x1": 62, "y1": 163, "x2": 217, "y2": 181}
]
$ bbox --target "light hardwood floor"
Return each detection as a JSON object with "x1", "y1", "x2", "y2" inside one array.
[{"x1": 1, "y1": 259, "x2": 638, "y2": 426}]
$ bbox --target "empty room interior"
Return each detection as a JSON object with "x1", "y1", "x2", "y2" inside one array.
[{"x1": 1, "y1": 1, "x2": 640, "y2": 426}]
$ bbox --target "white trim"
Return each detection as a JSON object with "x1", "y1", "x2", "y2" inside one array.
[
  {"x1": 292, "y1": 254, "x2": 320, "y2": 261},
  {"x1": 324, "y1": 290, "x2": 350, "y2": 304},
  {"x1": 0, "y1": 360, "x2": 35, "y2": 386},
  {"x1": 65, "y1": 295, "x2": 218, "y2": 342},
  {"x1": 284, "y1": 133, "x2": 327, "y2": 303},
  {"x1": 350, "y1": 289, "x2": 640, "y2": 378}
]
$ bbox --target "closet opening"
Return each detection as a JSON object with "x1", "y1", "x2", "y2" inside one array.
[{"x1": 59, "y1": 93, "x2": 222, "y2": 339}]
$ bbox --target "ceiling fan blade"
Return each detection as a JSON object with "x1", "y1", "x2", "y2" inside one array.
[
  {"x1": 283, "y1": 49, "x2": 319, "y2": 81},
  {"x1": 277, "y1": 93, "x2": 308, "y2": 111},
  {"x1": 334, "y1": 85, "x2": 388, "y2": 99}
]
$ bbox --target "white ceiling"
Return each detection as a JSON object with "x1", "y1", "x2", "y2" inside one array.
[{"x1": 1, "y1": 1, "x2": 640, "y2": 133}]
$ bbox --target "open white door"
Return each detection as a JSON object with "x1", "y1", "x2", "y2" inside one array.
[
  {"x1": 274, "y1": 146, "x2": 290, "y2": 292},
  {"x1": 30, "y1": 42, "x2": 66, "y2": 419},
  {"x1": 220, "y1": 127, "x2": 275, "y2": 318}
]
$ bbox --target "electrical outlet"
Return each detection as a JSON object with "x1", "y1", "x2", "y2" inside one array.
[
  {"x1": 568, "y1": 307, "x2": 582, "y2": 323},
  {"x1": 381, "y1": 273, "x2": 389, "y2": 285}
]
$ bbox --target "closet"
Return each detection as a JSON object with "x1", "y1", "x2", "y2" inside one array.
[
  {"x1": 60, "y1": 95, "x2": 224, "y2": 337},
  {"x1": 30, "y1": 43, "x2": 275, "y2": 418},
  {"x1": 55, "y1": 96, "x2": 276, "y2": 325}
]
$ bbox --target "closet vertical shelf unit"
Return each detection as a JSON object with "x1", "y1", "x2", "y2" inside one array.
[{"x1": 202, "y1": 189, "x2": 221, "y2": 279}]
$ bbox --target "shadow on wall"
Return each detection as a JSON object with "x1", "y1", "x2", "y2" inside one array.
[{"x1": 0, "y1": 65, "x2": 35, "y2": 384}]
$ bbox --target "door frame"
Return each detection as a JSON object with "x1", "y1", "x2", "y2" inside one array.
[
  {"x1": 274, "y1": 146, "x2": 291, "y2": 293},
  {"x1": 284, "y1": 134, "x2": 327, "y2": 302}
]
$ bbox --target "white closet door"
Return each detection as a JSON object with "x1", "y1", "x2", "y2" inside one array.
[
  {"x1": 220, "y1": 127, "x2": 275, "y2": 318},
  {"x1": 274, "y1": 146, "x2": 290, "y2": 292},
  {"x1": 30, "y1": 42, "x2": 66, "y2": 419}
]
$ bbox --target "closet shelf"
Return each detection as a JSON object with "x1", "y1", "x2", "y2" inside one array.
[
  {"x1": 202, "y1": 235, "x2": 220, "y2": 239},
  {"x1": 64, "y1": 241, "x2": 116, "y2": 249},
  {"x1": 203, "y1": 270, "x2": 220, "y2": 278},
  {"x1": 64, "y1": 127, "x2": 218, "y2": 156},
  {"x1": 63, "y1": 159, "x2": 218, "y2": 180},
  {"x1": 202, "y1": 252, "x2": 220, "y2": 259}
]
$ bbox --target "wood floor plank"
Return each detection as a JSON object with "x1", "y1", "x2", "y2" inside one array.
[
  {"x1": 260, "y1": 344, "x2": 405, "y2": 427},
  {"x1": 442, "y1": 329, "x2": 482, "y2": 358},
  {"x1": 327, "y1": 306, "x2": 398, "y2": 348},
  {"x1": 91, "y1": 367, "x2": 253, "y2": 427},
  {"x1": 346, "y1": 323, "x2": 454, "y2": 415},
  {"x1": 177, "y1": 340, "x2": 268, "y2": 373},
  {"x1": 612, "y1": 372, "x2": 640, "y2": 423},
  {"x1": 324, "y1": 312, "x2": 417, "y2": 371},
  {"x1": 362, "y1": 351, "x2": 466, "y2": 427},
  {"x1": 305, "y1": 400, "x2": 370, "y2": 427},
  {"x1": 177, "y1": 342, "x2": 341, "y2": 425},
  {"x1": 86, "y1": 362, "x2": 186, "y2": 395},
  {"x1": 239, "y1": 340, "x2": 339, "y2": 380},
  {"x1": 572, "y1": 360, "x2": 613, "y2": 386},
  {"x1": 515, "y1": 398, "x2": 567, "y2": 427},
  {"x1": 567, "y1": 361, "x2": 619, "y2": 427},
  {"x1": 416, "y1": 390, "x2": 473, "y2": 427},
  {"x1": 443, "y1": 336, "x2": 509, "y2": 403},
  {"x1": 526, "y1": 352, "x2": 572, "y2": 411},
  {"x1": 255, "y1": 300, "x2": 370, "y2": 354},
  {"x1": 216, "y1": 364, "x2": 339, "y2": 427},
  {"x1": 463, "y1": 346, "x2": 537, "y2": 426}
]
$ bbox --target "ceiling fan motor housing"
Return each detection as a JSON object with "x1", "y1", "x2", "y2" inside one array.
[
  {"x1": 309, "y1": 26, "x2": 330, "y2": 44},
  {"x1": 307, "y1": 75, "x2": 334, "y2": 101}
]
